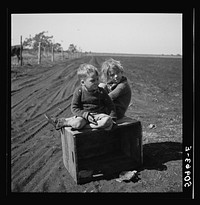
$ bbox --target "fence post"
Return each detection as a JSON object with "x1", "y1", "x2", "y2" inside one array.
[
  {"x1": 20, "y1": 35, "x2": 23, "y2": 66},
  {"x1": 51, "y1": 45, "x2": 54, "y2": 62},
  {"x1": 61, "y1": 48, "x2": 64, "y2": 60},
  {"x1": 44, "y1": 46, "x2": 46, "y2": 57},
  {"x1": 38, "y1": 42, "x2": 41, "y2": 64}
]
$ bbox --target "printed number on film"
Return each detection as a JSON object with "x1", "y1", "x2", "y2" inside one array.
[{"x1": 184, "y1": 146, "x2": 192, "y2": 188}]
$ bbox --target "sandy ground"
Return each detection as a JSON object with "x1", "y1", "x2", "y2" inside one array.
[{"x1": 11, "y1": 55, "x2": 182, "y2": 193}]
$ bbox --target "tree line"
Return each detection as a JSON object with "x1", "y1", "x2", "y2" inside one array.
[{"x1": 23, "y1": 31, "x2": 80, "y2": 53}]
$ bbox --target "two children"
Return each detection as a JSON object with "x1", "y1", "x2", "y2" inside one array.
[
  {"x1": 45, "y1": 63, "x2": 117, "y2": 131},
  {"x1": 45, "y1": 58, "x2": 131, "y2": 131}
]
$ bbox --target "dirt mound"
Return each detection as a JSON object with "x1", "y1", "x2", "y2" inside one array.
[{"x1": 11, "y1": 55, "x2": 182, "y2": 192}]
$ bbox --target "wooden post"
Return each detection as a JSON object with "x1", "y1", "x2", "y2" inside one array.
[
  {"x1": 61, "y1": 48, "x2": 64, "y2": 60},
  {"x1": 51, "y1": 45, "x2": 54, "y2": 62},
  {"x1": 44, "y1": 46, "x2": 46, "y2": 57},
  {"x1": 38, "y1": 42, "x2": 41, "y2": 64},
  {"x1": 47, "y1": 47, "x2": 49, "y2": 57},
  {"x1": 20, "y1": 36, "x2": 23, "y2": 66}
]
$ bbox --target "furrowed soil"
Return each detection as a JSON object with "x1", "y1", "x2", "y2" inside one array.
[{"x1": 10, "y1": 55, "x2": 182, "y2": 193}]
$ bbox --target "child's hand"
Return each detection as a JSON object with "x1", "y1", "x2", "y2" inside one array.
[{"x1": 88, "y1": 113, "x2": 98, "y2": 125}]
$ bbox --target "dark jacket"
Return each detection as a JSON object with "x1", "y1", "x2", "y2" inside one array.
[
  {"x1": 107, "y1": 76, "x2": 131, "y2": 119},
  {"x1": 71, "y1": 86, "x2": 117, "y2": 120}
]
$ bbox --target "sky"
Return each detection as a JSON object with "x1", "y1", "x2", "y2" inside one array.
[{"x1": 11, "y1": 13, "x2": 182, "y2": 55}]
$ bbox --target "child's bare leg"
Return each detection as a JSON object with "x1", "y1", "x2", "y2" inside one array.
[
  {"x1": 46, "y1": 115, "x2": 86, "y2": 130},
  {"x1": 57, "y1": 117, "x2": 74, "y2": 127},
  {"x1": 69, "y1": 117, "x2": 87, "y2": 130}
]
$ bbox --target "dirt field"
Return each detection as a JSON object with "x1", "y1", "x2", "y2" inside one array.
[{"x1": 11, "y1": 54, "x2": 182, "y2": 193}]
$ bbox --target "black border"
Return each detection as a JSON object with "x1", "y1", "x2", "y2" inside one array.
[
  {"x1": 5, "y1": 8, "x2": 194, "y2": 199},
  {"x1": 182, "y1": 8, "x2": 194, "y2": 198}
]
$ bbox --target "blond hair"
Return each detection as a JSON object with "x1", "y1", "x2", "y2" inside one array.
[
  {"x1": 101, "y1": 58, "x2": 124, "y2": 83},
  {"x1": 77, "y1": 63, "x2": 99, "y2": 80}
]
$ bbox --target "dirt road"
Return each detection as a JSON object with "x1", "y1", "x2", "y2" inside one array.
[{"x1": 11, "y1": 55, "x2": 182, "y2": 192}]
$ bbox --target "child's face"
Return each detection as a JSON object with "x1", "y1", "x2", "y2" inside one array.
[
  {"x1": 81, "y1": 73, "x2": 99, "y2": 92},
  {"x1": 108, "y1": 68, "x2": 123, "y2": 84}
]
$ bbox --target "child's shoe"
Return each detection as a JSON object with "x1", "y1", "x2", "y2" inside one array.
[
  {"x1": 104, "y1": 120, "x2": 114, "y2": 131},
  {"x1": 44, "y1": 114, "x2": 65, "y2": 130}
]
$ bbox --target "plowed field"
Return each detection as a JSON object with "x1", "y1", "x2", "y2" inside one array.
[{"x1": 11, "y1": 55, "x2": 182, "y2": 192}]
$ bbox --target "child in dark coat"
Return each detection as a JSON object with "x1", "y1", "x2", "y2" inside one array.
[{"x1": 99, "y1": 58, "x2": 131, "y2": 120}]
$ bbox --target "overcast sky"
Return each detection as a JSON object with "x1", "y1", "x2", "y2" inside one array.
[{"x1": 11, "y1": 13, "x2": 182, "y2": 55}]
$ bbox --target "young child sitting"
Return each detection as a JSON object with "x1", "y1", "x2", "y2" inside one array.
[
  {"x1": 99, "y1": 58, "x2": 131, "y2": 120},
  {"x1": 45, "y1": 63, "x2": 117, "y2": 131}
]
